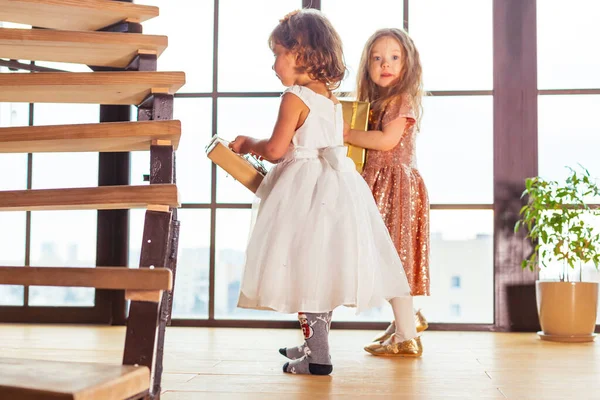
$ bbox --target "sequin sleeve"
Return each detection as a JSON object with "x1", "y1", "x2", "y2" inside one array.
[{"x1": 382, "y1": 95, "x2": 416, "y2": 128}]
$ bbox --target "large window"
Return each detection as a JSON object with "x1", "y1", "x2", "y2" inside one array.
[
  {"x1": 128, "y1": 0, "x2": 495, "y2": 326},
  {"x1": 4, "y1": 1, "x2": 593, "y2": 329}
]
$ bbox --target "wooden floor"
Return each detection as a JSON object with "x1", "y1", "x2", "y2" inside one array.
[{"x1": 1, "y1": 325, "x2": 598, "y2": 399}]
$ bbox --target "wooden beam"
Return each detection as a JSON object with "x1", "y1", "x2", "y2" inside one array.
[
  {"x1": 0, "y1": 358, "x2": 149, "y2": 400},
  {"x1": 0, "y1": 120, "x2": 181, "y2": 153},
  {"x1": 0, "y1": 0, "x2": 159, "y2": 31},
  {"x1": 0, "y1": 184, "x2": 179, "y2": 211},
  {"x1": 0, "y1": 72, "x2": 186, "y2": 105},
  {"x1": 126, "y1": 289, "x2": 164, "y2": 302},
  {"x1": 0, "y1": 266, "x2": 172, "y2": 291},
  {"x1": 0, "y1": 28, "x2": 167, "y2": 68}
]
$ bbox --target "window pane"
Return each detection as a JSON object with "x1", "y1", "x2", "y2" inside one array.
[
  {"x1": 538, "y1": 0, "x2": 600, "y2": 89},
  {"x1": 128, "y1": 209, "x2": 145, "y2": 268},
  {"x1": 216, "y1": 98, "x2": 279, "y2": 204},
  {"x1": 215, "y1": 209, "x2": 293, "y2": 320},
  {"x1": 0, "y1": 97, "x2": 28, "y2": 191},
  {"x1": 32, "y1": 151, "x2": 98, "y2": 189},
  {"x1": 0, "y1": 22, "x2": 30, "y2": 29},
  {"x1": 131, "y1": 98, "x2": 212, "y2": 204},
  {"x1": 130, "y1": 152, "x2": 148, "y2": 187},
  {"x1": 336, "y1": 210, "x2": 494, "y2": 323},
  {"x1": 28, "y1": 210, "x2": 97, "y2": 307},
  {"x1": 140, "y1": 0, "x2": 213, "y2": 92},
  {"x1": 32, "y1": 103, "x2": 99, "y2": 189},
  {"x1": 333, "y1": 294, "x2": 393, "y2": 322},
  {"x1": 322, "y1": 0, "x2": 404, "y2": 93},
  {"x1": 218, "y1": 0, "x2": 300, "y2": 92},
  {"x1": 129, "y1": 209, "x2": 210, "y2": 319},
  {"x1": 410, "y1": 0, "x2": 492, "y2": 91},
  {"x1": 417, "y1": 96, "x2": 493, "y2": 204},
  {"x1": 538, "y1": 95, "x2": 600, "y2": 186},
  {"x1": 33, "y1": 103, "x2": 98, "y2": 124},
  {"x1": 415, "y1": 210, "x2": 494, "y2": 323},
  {"x1": 35, "y1": 61, "x2": 91, "y2": 72},
  {"x1": 29, "y1": 103, "x2": 99, "y2": 306},
  {"x1": 0, "y1": 212, "x2": 26, "y2": 306}
]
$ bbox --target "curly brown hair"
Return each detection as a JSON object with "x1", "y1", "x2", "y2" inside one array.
[
  {"x1": 356, "y1": 28, "x2": 424, "y2": 129},
  {"x1": 269, "y1": 9, "x2": 346, "y2": 90}
]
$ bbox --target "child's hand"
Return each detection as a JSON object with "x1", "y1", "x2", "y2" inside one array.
[
  {"x1": 230, "y1": 136, "x2": 253, "y2": 154},
  {"x1": 343, "y1": 121, "x2": 350, "y2": 142}
]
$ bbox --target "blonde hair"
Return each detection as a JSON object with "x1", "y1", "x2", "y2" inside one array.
[
  {"x1": 356, "y1": 28, "x2": 423, "y2": 129},
  {"x1": 269, "y1": 9, "x2": 346, "y2": 90}
]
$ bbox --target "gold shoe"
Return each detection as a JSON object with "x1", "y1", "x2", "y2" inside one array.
[
  {"x1": 372, "y1": 310, "x2": 429, "y2": 343},
  {"x1": 364, "y1": 335, "x2": 423, "y2": 357},
  {"x1": 415, "y1": 309, "x2": 429, "y2": 333}
]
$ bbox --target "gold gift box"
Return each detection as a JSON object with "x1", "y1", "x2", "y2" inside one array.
[
  {"x1": 205, "y1": 136, "x2": 267, "y2": 193},
  {"x1": 340, "y1": 100, "x2": 370, "y2": 173}
]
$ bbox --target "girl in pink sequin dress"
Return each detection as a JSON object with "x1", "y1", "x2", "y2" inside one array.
[{"x1": 344, "y1": 28, "x2": 430, "y2": 357}]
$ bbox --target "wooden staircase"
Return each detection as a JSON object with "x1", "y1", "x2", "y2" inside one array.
[{"x1": 0, "y1": 1, "x2": 185, "y2": 399}]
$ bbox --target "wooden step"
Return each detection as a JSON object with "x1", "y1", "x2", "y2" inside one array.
[
  {"x1": 0, "y1": 358, "x2": 149, "y2": 400},
  {"x1": 0, "y1": 120, "x2": 181, "y2": 153},
  {"x1": 0, "y1": 0, "x2": 159, "y2": 32},
  {"x1": 0, "y1": 71, "x2": 185, "y2": 105},
  {"x1": 0, "y1": 184, "x2": 179, "y2": 211},
  {"x1": 0, "y1": 27, "x2": 167, "y2": 68},
  {"x1": 0, "y1": 266, "x2": 172, "y2": 291}
]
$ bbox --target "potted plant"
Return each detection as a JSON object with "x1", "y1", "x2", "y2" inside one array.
[{"x1": 515, "y1": 166, "x2": 600, "y2": 342}]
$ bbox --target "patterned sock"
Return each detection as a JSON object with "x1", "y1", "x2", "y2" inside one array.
[
  {"x1": 279, "y1": 313, "x2": 310, "y2": 360},
  {"x1": 279, "y1": 310, "x2": 334, "y2": 360},
  {"x1": 283, "y1": 311, "x2": 333, "y2": 375},
  {"x1": 279, "y1": 342, "x2": 309, "y2": 360}
]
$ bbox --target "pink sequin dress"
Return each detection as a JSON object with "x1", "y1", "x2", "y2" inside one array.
[{"x1": 361, "y1": 96, "x2": 430, "y2": 296}]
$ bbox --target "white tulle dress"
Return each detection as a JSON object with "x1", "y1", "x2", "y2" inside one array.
[{"x1": 237, "y1": 85, "x2": 411, "y2": 314}]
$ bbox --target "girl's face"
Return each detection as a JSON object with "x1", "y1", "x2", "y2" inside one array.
[
  {"x1": 272, "y1": 44, "x2": 299, "y2": 87},
  {"x1": 368, "y1": 36, "x2": 403, "y2": 88}
]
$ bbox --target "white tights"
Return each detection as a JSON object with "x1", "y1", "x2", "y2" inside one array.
[{"x1": 389, "y1": 296, "x2": 418, "y2": 342}]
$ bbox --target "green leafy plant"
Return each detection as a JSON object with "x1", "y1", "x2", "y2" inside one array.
[{"x1": 515, "y1": 166, "x2": 600, "y2": 281}]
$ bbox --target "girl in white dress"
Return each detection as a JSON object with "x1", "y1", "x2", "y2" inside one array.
[{"x1": 229, "y1": 9, "x2": 415, "y2": 376}]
